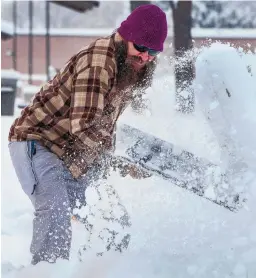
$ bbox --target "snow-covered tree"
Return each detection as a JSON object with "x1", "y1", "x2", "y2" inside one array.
[{"x1": 192, "y1": 1, "x2": 256, "y2": 28}]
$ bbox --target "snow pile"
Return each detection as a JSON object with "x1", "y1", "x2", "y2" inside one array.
[
  {"x1": 195, "y1": 43, "x2": 256, "y2": 188},
  {"x1": 195, "y1": 42, "x2": 256, "y2": 158}
]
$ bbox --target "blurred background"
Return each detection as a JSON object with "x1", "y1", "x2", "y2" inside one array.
[{"x1": 1, "y1": 0, "x2": 256, "y2": 115}]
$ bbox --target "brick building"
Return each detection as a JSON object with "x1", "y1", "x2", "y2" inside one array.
[{"x1": 1, "y1": 28, "x2": 256, "y2": 85}]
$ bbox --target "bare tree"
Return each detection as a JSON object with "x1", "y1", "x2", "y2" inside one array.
[
  {"x1": 170, "y1": 0, "x2": 194, "y2": 113},
  {"x1": 130, "y1": 1, "x2": 151, "y2": 12},
  {"x1": 192, "y1": 1, "x2": 256, "y2": 28}
]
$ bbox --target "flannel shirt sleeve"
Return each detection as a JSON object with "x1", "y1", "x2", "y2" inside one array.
[{"x1": 68, "y1": 66, "x2": 113, "y2": 177}]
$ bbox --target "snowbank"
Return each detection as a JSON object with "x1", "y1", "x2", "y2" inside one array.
[{"x1": 195, "y1": 42, "x2": 256, "y2": 169}]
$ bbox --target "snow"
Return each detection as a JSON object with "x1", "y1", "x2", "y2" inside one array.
[
  {"x1": 19, "y1": 73, "x2": 47, "y2": 82},
  {"x1": 119, "y1": 76, "x2": 221, "y2": 164},
  {"x1": 15, "y1": 27, "x2": 256, "y2": 39},
  {"x1": 192, "y1": 2, "x2": 256, "y2": 28},
  {"x1": 1, "y1": 88, "x2": 14, "y2": 93},
  {"x1": 1, "y1": 20, "x2": 14, "y2": 36},
  {"x1": 22, "y1": 85, "x2": 40, "y2": 94},
  {"x1": 191, "y1": 28, "x2": 256, "y2": 39},
  {"x1": 1, "y1": 70, "x2": 20, "y2": 80},
  {"x1": 1, "y1": 43, "x2": 256, "y2": 277},
  {"x1": 16, "y1": 28, "x2": 115, "y2": 37},
  {"x1": 195, "y1": 43, "x2": 256, "y2": 170}
]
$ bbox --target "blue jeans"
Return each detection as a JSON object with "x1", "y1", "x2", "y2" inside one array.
[{"x1": 8, "y1": 140, "x2": 107, "y2": 264}]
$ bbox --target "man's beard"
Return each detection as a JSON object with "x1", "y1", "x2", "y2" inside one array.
[{"x1": 114, "y1": 41, "x2": 157, "y2": 93}]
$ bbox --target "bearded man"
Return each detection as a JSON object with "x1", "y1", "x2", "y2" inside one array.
[{"x1": 8, "y1": 4, "x2": 168, "y2": 264}]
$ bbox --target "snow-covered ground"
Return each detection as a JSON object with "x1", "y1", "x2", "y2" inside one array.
[{"x1": 1, "y1": 43, "x2": 256, "y2": 278}]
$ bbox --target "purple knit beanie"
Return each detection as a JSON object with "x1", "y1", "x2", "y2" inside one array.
[{"x1": 117, "y1": 4, "x2": 167, "y2": 52}]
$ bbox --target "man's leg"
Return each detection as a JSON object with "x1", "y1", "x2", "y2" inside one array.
[
  {"x1": 66, "y1": 153, "x2": 112, "y2": 221},
  {"x1": 74, "y1": 156, "x2": 132, "y2": 258},
  {"x1": 9, "y1": 141, "x2": 73, "y2": 264}
]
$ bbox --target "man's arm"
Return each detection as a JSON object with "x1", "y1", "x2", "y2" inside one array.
[{"x1": 68, "y1": 66, "x2": 112, "y2": 178}]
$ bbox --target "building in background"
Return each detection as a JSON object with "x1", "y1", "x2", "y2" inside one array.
[{"x1": 2, "y1": 27, "x2": 256, "y2": 86}]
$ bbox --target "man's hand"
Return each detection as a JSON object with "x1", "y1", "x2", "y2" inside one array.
[
  {"x1": 122, "y1": 164, "x2": 152, "y2": 179},
  {"x1": 110, "y1": 156, "x2": 152, "y2": 180}
]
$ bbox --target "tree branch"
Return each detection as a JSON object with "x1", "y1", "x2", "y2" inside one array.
[{"x1": 169, "y1": 1, "x2": 176, "y2": 11}]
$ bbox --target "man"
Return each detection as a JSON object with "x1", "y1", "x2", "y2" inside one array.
[{"x1": 8, "y1": 4, "x2": 168, "y2": 264}]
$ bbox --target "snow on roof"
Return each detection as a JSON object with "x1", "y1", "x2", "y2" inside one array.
[
  {"x1": 16, "y1": 28, "x2": 115, "y2": 37},
  {"x1": 1, "y1": 20, "x2": 14, "y2": 36},
  {"x1": 192, "y1": 28, "x2": 256, "y2": 39},
  {"x1": 1, "y1": 69, "x2": 20, "y2": 79},
  {"x1": 15, "y1": 27, "x2": 256, "y2": 39}
]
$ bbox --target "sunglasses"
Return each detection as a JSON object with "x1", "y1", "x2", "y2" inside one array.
[{"x1": 133, "y1": 43, "x2": 160, "y2": 57}]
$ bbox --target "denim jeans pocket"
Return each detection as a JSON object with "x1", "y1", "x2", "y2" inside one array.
[
  {"x1": 9, "y1": 141, "x2": 38, "y2": 197},
  {"x1": 26, "y1": 141, "x2": 38, "y2": 194}
]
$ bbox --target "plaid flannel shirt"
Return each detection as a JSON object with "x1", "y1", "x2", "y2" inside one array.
[{"x1": 9, "y1": 33, "x2": 131, "y2": 178}]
